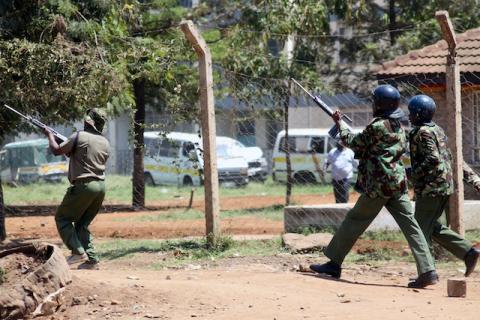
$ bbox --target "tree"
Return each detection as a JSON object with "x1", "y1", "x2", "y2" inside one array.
[
  {"x1": 0, "y1": 1, "x2": 132, "y2": 241},
  {"x1": 94, "y1": 1, "x2": 198, "y2": 208}
]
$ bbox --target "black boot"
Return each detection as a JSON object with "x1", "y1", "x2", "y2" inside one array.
[
  {"x1": 309, "y1": 261, "x2": 341, "y2": 279},
  {"x1": 465, "y1": 247, "x2": 480, "y2": 277},
  {"x1": 407, "y1": 270, "x2": 439, "y2": 288}
]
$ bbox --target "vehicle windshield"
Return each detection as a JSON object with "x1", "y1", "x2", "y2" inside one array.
[
  {"x1": 36, "y1": 146, "x2": 65, "y2": 164},
  {"x1": 216, "y1": 143, "x2": 243, "y2": 158}
]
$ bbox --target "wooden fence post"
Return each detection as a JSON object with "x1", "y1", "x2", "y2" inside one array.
[
  {"x1": 180, "y1": 20, "x2": 220, "y2": 244},
  {"x1": 436, "y1": 11, "x2": 464, "y2": 235}
]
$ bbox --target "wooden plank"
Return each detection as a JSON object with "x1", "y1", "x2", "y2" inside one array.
[
  {"x1": 180, "y1": 20, "x2": 220, "y2": 242},
  {"x1": 436, "y1": 11, "x2": 464, "y2": 235}
]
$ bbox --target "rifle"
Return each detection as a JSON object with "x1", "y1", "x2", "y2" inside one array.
[
  {"x1": 2, "y1": 104, "x2": 67, "y2": 144},
  {"x1": 291, "y1": 78, "x2": 354, "y2": 138}
]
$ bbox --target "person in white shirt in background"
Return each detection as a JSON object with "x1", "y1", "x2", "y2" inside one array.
[{"x1": 325, "y1": 140, "x2": 357, "y2": 203}]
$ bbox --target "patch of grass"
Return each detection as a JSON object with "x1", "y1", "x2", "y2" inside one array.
[
  {"x1": 114, "y1": 205, "x2": 284, "y2": 222},
  {"x1": 362, "y1": 230, "x2": 406, "y2": 242},
  {"x1": 96, "y1": 236, "x2": 285, "y2": 268},
  {"x1": 466, "y1": 229, "x2": 480, "y2": 243},
  {"x1": 3, "y1": 176, "x2": 329, "y2": 205}
]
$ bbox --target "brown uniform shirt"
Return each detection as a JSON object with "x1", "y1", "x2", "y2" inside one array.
[{"x1": 59, "y1": 130, "x2": 110, "y2": 183}]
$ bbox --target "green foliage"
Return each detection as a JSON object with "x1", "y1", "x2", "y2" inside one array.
[
  {"x1": 0, "y1": 266, "x2": 4, "y2": 285},
  {"x1": 0, "y1": 38, "x2": 131, "y2": 137},
  {"x1": 96, "y1": 237, "x2": 284, "y2": 268}
]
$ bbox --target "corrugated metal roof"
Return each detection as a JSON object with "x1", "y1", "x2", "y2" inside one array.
[{"x1": 377, "y1": 27, "x2": 480, "y2": 76}]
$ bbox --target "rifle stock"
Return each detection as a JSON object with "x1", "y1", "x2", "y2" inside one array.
[
  {"x1": 291, "y1": 78, "x2": 354, "y2": 138},
  {"x1": 2, "y1": 104, "x2": 67, "y2": 144}
]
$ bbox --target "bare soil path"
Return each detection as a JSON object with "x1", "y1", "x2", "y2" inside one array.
[{"x1": 35, "y1": 260, "x2": 480, "y2": 320}]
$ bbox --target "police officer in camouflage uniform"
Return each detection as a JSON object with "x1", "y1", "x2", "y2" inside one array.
[
  {"x1": 408, "y1": 94, "x2": 480, "y2": 277},
  {"x1": 44, "y1": 109, "x2": 110, "y2": 269},
  {"x1": 310, "y1": 85, "x2": 437, "y2": 288}
]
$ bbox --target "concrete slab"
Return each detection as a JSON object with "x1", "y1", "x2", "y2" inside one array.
[
  {"x1": 282, "y1": 233, "x2": 333, "y2": 253},
  {"x1": 284, "y1": 200, "x2": 480, "y2": 233}
]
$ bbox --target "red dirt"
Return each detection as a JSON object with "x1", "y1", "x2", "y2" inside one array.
[
  {"x1": 0, "y1": 253, "x2": 43, "y2": 288},
  {"x1": 32, "y1": 260, "x2": 480, "y2": 320},
  {"x1": 5, "y1": 193, "x2": 359, "y2": 240}
]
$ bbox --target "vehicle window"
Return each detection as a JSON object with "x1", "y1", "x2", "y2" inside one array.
[
  {"x1": 9, "y1": 147, "x2": 35, "y2": 167},
  {"x1": 0, "y1": 151, "x2": 6, "y2": 169},
  {"x1": 216, "y1": 143, "x2": 230, "y2": 158},
  {"x1": 327, "y1": 138, "x2": 336, "y2": 152},
  {"x1": 310, "y1": 137, "x2": 325, "y2": 154},
  {"x1": 145, "y1": 138, "x2": 161, "y2": 157},
  {"x1": 279, "y1": 137, "x2": 296, "y2": 153},
  {"x1": 160, "y1": 139, "x2": 179, "y2": 158},
  {"x1": 182, "y1": 142, "x2": 195, "y2": 157}
]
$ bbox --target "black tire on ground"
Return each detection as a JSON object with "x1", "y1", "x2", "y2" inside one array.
[{"x1": 144, "y1": 173, "x2": 155, "y2": 186}]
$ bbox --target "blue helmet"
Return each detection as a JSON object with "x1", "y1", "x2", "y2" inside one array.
[
  {"x1": 408, "y1": 95, "x2": 436, "y2": 125},
  {"x1": 372, "y1": 85, "x2": 404, "y2": 118}
]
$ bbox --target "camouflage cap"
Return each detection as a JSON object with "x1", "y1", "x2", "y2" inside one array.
[{"x1": 85, "y1": 108, "x2": 107, "y2": 133}]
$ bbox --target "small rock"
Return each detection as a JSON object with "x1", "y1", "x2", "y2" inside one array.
[
  {"x1": 336, "y1": 293, "x2": 345, "y2": 298},
  {"x1": 39, "y1": 300, "x2": 57, "y2": 316},
  {"x1": 340, "y1": 299, "x2": 351, "y2": 303},
  {"x1": 144, "y1": 314, "x2": 161, "y2": 319},
  {"x1": 87, "y1": 296, "x2": 96, "y2": 302},
  {"x1": 41, "y1": 223, "x2": 46, "y2": 227},
  {"x1": 186, "y1": 264, "x2": 202, "y2": 270},
  {"x1": 111, "y1": 300, "x2": 121, "y2": 305},
  {"x1": 298, "y1": 264, "x2": 314, "y2": 273},
  {"x1": 72, "y1": 296, "x2": 87, "y2": 306},
  {"x1": 127, "y1": 275, "x2": 140, "y2": 280},
  {"x1": 166, "y1": 275, "x2": 172, "y2": 280}
]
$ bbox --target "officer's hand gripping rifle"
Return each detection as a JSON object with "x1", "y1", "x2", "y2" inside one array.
[
  {"x1": 2, "y1": 104, "x2": 67, "y2": 144},
  {"x1": 291, "y1": 78, "x2": 354, "y2": 138}
]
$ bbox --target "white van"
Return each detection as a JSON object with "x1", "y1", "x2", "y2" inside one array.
[
  {"x1": 144, "y1": 132, "x2": 249, "y2": 187},
  {"x1": 272, "y1": 128, "x2": 360, "y2": 184}
]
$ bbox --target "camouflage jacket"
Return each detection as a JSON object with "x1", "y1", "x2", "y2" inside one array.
[
  {"x1": 463, "y1": 161, "x2": 480, "y2": 192},
  {"x1": 408, "y1": 123, "x2": 454, "y2": 197},
  {"x1": 339, "y1": 118, "x2": 408, "y2": 198}
]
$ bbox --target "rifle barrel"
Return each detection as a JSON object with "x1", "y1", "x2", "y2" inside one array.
[
  {"x1": 3, "y1": 104, "x2": 29, "y2": 120},
  {"x1": 291, "y1": 79, "x2": 353, "y2": 124}
]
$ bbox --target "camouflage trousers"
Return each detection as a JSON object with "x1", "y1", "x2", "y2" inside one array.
[
  {"x1": 324, "y1": 193, "x2": 435, "y2": 275},
  {"x1": 55, "y1": 180, "x2": 105, "y2": 263},
  {"x1": 415, "y1": 195, "x2": 471, "y2": 260}
]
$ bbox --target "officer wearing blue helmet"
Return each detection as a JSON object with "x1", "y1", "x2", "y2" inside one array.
[
  {"x1": 408, "y1": 94, "x2": 480, "y2": 276},
  {"x1": 310, "y1": 85, "x2": 437, "y2": 288}
]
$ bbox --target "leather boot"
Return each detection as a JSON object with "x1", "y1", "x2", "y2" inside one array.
[
  {"x1": 309, "y1": 261, "x2": 342, "y2": 279},
  {"x1": 407, "y1": 270, "x2": 439, "y2": 288},
  {"x1": 465, "y1": 247, "x2": 480, "y2": 277}
]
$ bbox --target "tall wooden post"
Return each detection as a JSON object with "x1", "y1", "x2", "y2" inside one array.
[
  {"x1": 436, "y1": 11, "x2": 464, "y2": 235},
  {"x1": 180, "y1": 21, "x2": 220, "y2": 244}
]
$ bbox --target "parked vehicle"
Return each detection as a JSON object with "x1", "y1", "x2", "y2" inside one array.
[
  {"x1": 216, "y1": 137, "x2": 268, "y2": 182},
  {"x1": 0, "y1": 139, "x2": 68, "y2": 184},
  {"x1": 143, "y1": 132, "x2": 249, "y2": 187},
  {"x1": 271, "y1": 128, "x2": 360, "y2": 184}
]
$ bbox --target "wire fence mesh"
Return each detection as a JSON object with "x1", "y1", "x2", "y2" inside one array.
[{"x1": 2, "y1": 22, "x2": 480, "y2": 244}]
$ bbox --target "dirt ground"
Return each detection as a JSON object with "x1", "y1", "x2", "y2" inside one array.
[
  {"x1": 4, "y1": 192, "x2": 479, "y2": 320},
  {"x1": 30, "y1": 257, "x2": 480, "y2": 320}
]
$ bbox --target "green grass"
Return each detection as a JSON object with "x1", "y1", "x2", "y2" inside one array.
[
  {"x1": 2, "y1": 175, "x2": 328, "y2": 205},
  {"x1": 96, "y1": 237, "x2": 285, "y2": 268},
  {"x1": 113, "y1": 205, "x2": 284, "y2": 222},
  {"x1": 0, "y1": 267, "x2": 4, "y2": 285}
]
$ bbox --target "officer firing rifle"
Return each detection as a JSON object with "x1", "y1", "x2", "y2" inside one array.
[{"x1": 2, "y1": 104, "x2": 67, "y2": 144}]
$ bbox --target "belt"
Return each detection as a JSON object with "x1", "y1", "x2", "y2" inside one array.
[{"x1": 72, "y1": 177, "x2": 102, "y2": 185}]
